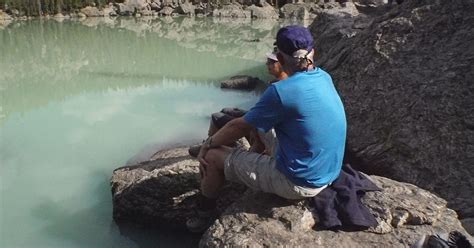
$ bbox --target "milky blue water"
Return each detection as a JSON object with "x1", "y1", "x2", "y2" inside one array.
[{"x1": 0, "y1": 17, "x2": 299, "y2": 247}]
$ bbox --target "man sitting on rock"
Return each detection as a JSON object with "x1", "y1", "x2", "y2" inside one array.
[{"x1": 186, "y1": 25, "x2": 347, "y2": 233}]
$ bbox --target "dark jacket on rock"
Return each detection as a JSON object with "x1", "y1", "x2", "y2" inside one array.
[{"x1": 311, "y1": 163, "x2": 381, "y2": 230}]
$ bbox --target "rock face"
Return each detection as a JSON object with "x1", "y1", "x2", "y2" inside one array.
[
  {"x1": 111, "y1": 147, "x2": 247, "y2": 230},
  {"x1": 201, "y1": 176, "x2": 473, "y2": 247},
  {"x1": 220, "y1": 75, "x2": 264, "y2": 90},
  {"x1": 462, "y1": 218, "x2": 474, "y2": 236},
  {"x1": 309, "y1": 0, "x2": 474, "y2": 218}
]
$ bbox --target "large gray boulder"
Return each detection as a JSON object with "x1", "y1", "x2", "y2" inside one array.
[
  {"x1": 309, "y1": 0, "x2": 474, "y2": 220},
  {"x1": 79, "y1": 5, "x2": 117, "y2": 17},
  {"x1": 248, "y1": 3, "x2": 278, "y2": 19},
  {"x1": 111, "y1": 146, "x2": 247, "y2": 230},
  {"x1": 212, "y1": 3, "x2": 251, "y2": 18},
  {"x1": 0, "y1": 9, "x2": 12, "y2": 20},
  {"x1": 159, "y1": 6, "x2": 175, "y2": 16},
  {"x1": 176, "y1": 2, "x2": 195, "y2": 15},
  {"x1": 280, "y1": 3, "x2": 319, "y2": 20},
  {"x1": 0, "y1": 10, "x2": 13, "y2": 27},
  {"x1": 280, "y1": 2, "x2": 359, "y2": 20},
  {"x1": 103, "y1": 4, "x2": 117, "y2": 16},
  {"x1": 201, "y1": 176, "x2": 473, "y2": 247},
  {"x1": 80, "y1": 6, "x2": 104, "y2": 17},
  {"x1": 117, "y1": 0, "x2": 150, "y2": 16}
]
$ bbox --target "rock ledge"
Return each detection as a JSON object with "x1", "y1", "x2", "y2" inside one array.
[{"x1": 111, "y1": 146, "x2": 473, "y2": 246}]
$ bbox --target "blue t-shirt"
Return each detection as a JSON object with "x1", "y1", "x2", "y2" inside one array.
[{"x1": 244, "y1": 68, "x2": 347, "y2": 187}]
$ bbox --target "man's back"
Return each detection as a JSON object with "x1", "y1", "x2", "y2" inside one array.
[
  {"x1": 244, "y1": 68, "x2": 346, "y2": 188},
  {"x1": 274, "y1": 68, "x2": 346, "y2": 187}
]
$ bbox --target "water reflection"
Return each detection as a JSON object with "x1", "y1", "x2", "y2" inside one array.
[{"x1": 0, "y1": 17, "x2": 282, "y2": 124}]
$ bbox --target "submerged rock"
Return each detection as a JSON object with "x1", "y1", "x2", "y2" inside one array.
[
  {"x1": 220, "y1": 75, "x2": 264, "y2": 90},
  {"x1": 309, "y1": 0, "x2": 474, "y2": 219}
]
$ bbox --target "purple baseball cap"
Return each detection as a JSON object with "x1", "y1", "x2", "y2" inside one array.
[{"x1": 276, "y1": 25, "x2": 314, "y2": 56}]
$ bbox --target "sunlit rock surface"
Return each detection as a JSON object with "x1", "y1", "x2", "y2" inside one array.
[
  {"x1": 0, "y1": 9, "x2": 12, "y2": 27},
  {"x1": 110, "y1": 146, "x2": 473, "y2": 246},
  {"x1": 117, "y1": 0, "x2": 150, "y2": 16},
  {"x1": 309, "y1": 0, "x2": 474, "y2": 220},
  {"x1": 212, "y1": 3, "x2": 251, "y2": 18},
  {"x1": 279, "y1": 1, "x2": 359, "y2": 20},
  {"x1": 201, "y1": 176, "x2": 473, "y2": 247},
  {"x1": 248, "y1": 3, "x2": 278, "y2": 19}
]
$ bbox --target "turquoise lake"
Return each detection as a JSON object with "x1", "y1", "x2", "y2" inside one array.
[{"x1": 0, "y1": 16, "x2": 304, "y2": 247}]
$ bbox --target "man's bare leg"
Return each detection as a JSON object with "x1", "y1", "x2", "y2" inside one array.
[
  {"x1": 186, "y1": 146, "x2": 233, "y2": 232},
  {"x1": 200, "y1": 146, "x2": 233, "y2": 198}
]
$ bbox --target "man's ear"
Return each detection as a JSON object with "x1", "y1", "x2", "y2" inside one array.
[
  {"x1": 276, "y1": 52, "x2": 285, "y2": 65},
  {"x1": 311, "y1": 49, "x2": 316, "y2": 62}
]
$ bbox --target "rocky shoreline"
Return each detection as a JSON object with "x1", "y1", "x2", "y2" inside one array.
[
  {"x1": 0, "y1": 0, "x2": 388, "y2": 22},
  {"x1": 111, "y1": 146, "x2": 473, "y2": 247}
]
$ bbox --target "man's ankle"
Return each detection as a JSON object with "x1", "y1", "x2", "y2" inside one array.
[
  {"x1": 197, "y1": 194, "x2": 217, "y2": 211},
  {"x1": 186, "y1": 194, "x2": 217, "y2": 233}
]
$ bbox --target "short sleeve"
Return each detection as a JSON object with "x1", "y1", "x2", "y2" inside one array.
[{"x1": 243, "y1": 85, "x2": 284, "y2": 132}]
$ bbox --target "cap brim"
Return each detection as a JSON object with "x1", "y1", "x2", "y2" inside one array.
[{"x1": 266, "y1": 52, "x2": 278, "y2": 61}]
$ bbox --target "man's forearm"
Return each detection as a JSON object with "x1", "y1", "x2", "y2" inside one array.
[{"x1": 207, "y1": 117, "x2": 252, "y2": 148}]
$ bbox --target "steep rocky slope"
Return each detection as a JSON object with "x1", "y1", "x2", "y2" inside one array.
[{"x1": 310, "y1": 0, "x2": 474, "y2": 219}]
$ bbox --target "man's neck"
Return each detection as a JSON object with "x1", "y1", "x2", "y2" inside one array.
[{"x1": 286, "y1": 65, "x2": 315, "y2": 76}]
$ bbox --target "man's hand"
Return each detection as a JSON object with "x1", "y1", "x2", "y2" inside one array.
[
  {"x1": 196, "y1": 117, "x2": 253, "y2": 178},
  {"x1": 197, "y1": 137, "x2": 212, "y2": 178}
]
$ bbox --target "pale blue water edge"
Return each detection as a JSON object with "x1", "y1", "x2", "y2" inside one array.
[{"x1": 0, "y1": 17, "x2": 305, "y2": 247}]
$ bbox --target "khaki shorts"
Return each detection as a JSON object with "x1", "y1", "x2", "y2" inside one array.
[{"x1": 224, "y1": 148, "x2": 326, "y2": 200}]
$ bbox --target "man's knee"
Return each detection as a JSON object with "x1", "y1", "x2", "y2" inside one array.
[{"x1": 204, "y1": 148, "x2": 230, "y2": 171}]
